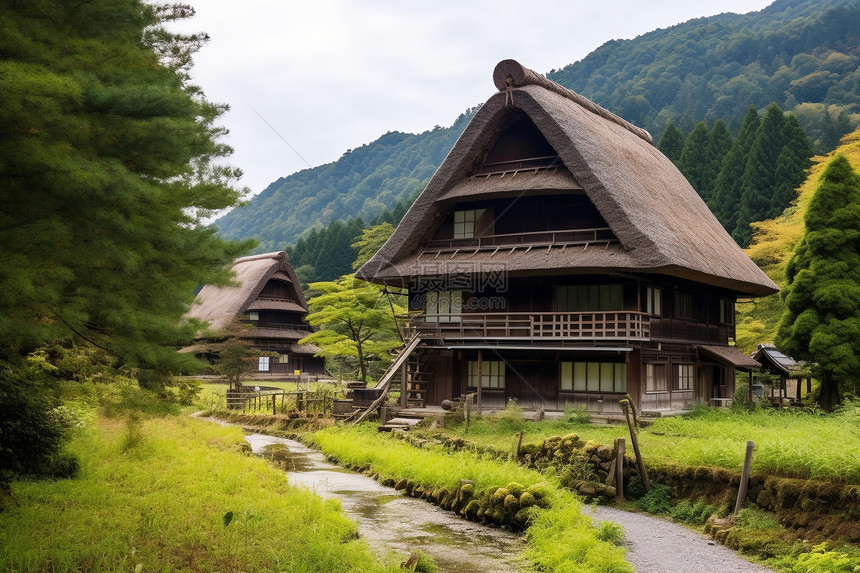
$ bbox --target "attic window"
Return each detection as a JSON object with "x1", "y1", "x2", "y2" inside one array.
[
  {"x1": 453, "y1": 209, "x2": 485, "y2": 238},
  {"x1": 248, "y1": 311, "x2": 259, "y2": 321},
  {"x1": 476, "y1": 113, "x2": 560, "y2": 175}
]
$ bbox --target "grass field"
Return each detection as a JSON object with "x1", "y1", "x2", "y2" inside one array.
[
  {"x1": 450, "y1": 402, "x2": 860, "y2": 484},
  {"x1": 0, "y1": 396, "x2": 402, "y2": 573}
]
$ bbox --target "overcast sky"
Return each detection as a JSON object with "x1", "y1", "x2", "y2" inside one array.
[{"x1": 171, "y1": 1, "x2": 774, "y2": 196}]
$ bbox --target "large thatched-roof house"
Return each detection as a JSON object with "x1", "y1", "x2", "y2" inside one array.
[
  {"x1": 187, "y1": 251, "x2": 325, "y2": 376},
  {"x1": 356, "y1": 60, "x2": 777, "y2": 414}
]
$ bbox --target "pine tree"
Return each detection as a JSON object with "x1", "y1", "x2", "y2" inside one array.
[
  {"x1": 678, "y1": 122, "x2": 711, "y2": 201},
  {"x1": 777, "y1": 155, "x2": 860, "y2": 411},
  {"x1": 770, "y1": 115, "x2": 813, "y2": 219},
  {"x1": 704, "y1": 119, "x2": 733, "y2": 210},
  {"x1": 712, "y1": 107, "x2": 760, "y2": 234},
  {"x1": 657, "y1": 122, "x2": 685, "y2": 164},
  {"x1": 0, "y1": 1, "x2": 253, "y2": 378},
  {"x1": 734, "y1": 104, "x2": 787, "y2": 247}
]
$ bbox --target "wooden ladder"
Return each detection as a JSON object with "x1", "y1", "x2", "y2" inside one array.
[{"x1": 352, "y1": 335, "x2": 422, "y2": 424}]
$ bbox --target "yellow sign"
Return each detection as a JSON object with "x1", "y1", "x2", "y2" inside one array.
[{"x1": 294, "y1": 370, "x2": 301, "y2": 376}]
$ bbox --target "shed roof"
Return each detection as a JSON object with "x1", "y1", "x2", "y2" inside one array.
[
  {"x1": 187, "y1": 252, "x2": 308, "y2": 332},
  {"x1": 753, "y1": 344, "x2": 802, "y2": 376},
  {"x1": 699, "y1": 345, "x2": 762, "y2": 370},
  {"x1": 356, "y1": 60, "x2": 778, "y2": 297}
]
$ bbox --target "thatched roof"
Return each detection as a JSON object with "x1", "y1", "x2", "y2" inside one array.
[
  {"x1": 187, "y1": 251, "x2": 308, "y2": 332},
  {"x1": 356, "y1": 59, "x2": 778, "y2": 297}
]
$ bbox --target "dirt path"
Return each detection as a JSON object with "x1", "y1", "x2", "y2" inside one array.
[{"x1": 590, "y1": 506, "x2": 775, "y2": 572}]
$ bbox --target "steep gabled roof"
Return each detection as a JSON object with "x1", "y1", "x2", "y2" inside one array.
[
  {"x1": 187, "y1": 251, "x2": 307, "y2": 331},
  {"x1": 356, "y1": 60, "x2": 779, "y2": 297}
]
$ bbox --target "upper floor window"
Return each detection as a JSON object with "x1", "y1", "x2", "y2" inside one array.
[
  {"x1": 453, "y1": 209, "x2": 486, "y2": 239},
  {"x1": 720, "y1": 298, "x2": 735, "y2": 325},
  {"x1": 553, "y1": 284, "x2": 623, "y2": 312},
  {"x1": 645, "y1": 286, "x2": 662, "y2": 316},
  {"x1": 675, "y1": 292, "x2": 694, "y2": 319},
  {"x1": 248, "y1": 311, "x2": 259, "y2": 321},
  {"x1": 425, "y1": 291, "x2": 462, "y2": 323}
]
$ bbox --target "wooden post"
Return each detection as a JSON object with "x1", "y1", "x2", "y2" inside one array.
[
  {"x1": 622, "y1": 399, "x2": 650, "y2": 491},
  {"x1": 615, "y1": 438, "x2": 626, "y2": 502},
  {"x1": 271, "y1": 395, "x2": 276, "y2": 415},
  {"x1": 476, "y1": 350, "x2": 483, "y2": 416},
  {"x1": 465, "y1": 394, "x2": 471, "y2": 434},
  {"x1": 516, "y1": 430, "x2": 524, "y2": 458},
  {"x1": 747, "y1": 370, "x2": 753, "y2": 405},
  {"x1": 734, "y1": 440, "x2": 755, "y2": 515},
  {"x1": 400, "y1": 360, "x2": 408, "y2": 409}
]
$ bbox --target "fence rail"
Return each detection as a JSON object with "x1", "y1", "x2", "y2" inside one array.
[
  {"x1": 226, "y1": 390, "x2": 331, "y2": 416},
  {"x1": 413, "y1": 311, "x2": 651, "y2": 341}
]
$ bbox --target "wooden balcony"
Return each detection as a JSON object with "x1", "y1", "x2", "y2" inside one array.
[
  {"x1": 422, "y1": 227, "x2": 617, "y2": 257},
  {"x1": 412, "y1": 311, "x2": 651, "y2": 344}
]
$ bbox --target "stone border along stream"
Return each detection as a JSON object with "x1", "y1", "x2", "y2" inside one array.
[{"x1": 196, "y1": 414, "x2": 779, "y2": 572}]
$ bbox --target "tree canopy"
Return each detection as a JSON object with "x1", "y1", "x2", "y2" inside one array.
[
  {"x1": 0, "y1": 0, "x2": 253, "y2": 378},
  {"x1": 776, "y1": 154, "x2": 860, "y2": 410}
]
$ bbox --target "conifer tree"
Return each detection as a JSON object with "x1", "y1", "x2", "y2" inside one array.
[
  {"x1": 678, "y1": 122, "x2": 711, "y2": 201},
  {"x1": 704, "y1": 119, "x2": 733, "y2": 208},
  {"x1": 770, "y1": 115, "x2": 813, "y2": 219},
  {"x1": 0, "y1": 1, "x2": 253, "y2": 379},
  {"x1": 712, "y1": 106, "x2": 760, "y2": 235},
  {"x1": 657, "y1": 122, "x2": 685, "y2": 164},
  {"x1": 734, "y1": 104, "x2": 787, "y2": 247},
  {"x1": 777, "y1": 155, "x2": 860, "y2": 411}
]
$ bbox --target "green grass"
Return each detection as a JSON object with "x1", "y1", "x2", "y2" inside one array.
[
  {"x1": 447, "y1": 402, "x2": 860, "y2": 484},
  {"x1": 0, "y1": 408, "x2": 401, "y2": 573},
  {"x1": 310, "y1": 424, "x2": 633, "y2": 573}
]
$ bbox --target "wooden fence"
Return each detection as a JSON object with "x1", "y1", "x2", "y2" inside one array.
[{"x1": 227, "y1": 390, "x2": 330, "y2": 416}]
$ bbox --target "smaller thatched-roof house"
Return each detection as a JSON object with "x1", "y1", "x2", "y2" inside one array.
[{"x1": 187, "y1": 251, "x2": 325, "y2": 376}]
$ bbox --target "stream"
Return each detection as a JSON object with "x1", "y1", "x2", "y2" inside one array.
[{"x1": 244, "y1": 433, "x2": 526, "y2": 573}]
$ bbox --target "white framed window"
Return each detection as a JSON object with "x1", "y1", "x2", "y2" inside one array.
[
  {"x1": 453, "y1": 209, "x2": 486, "y2": 239},
  {"x1": 675, "y1": 364, "x2": 694, "y2": 391},
  {"x1": 646, "y1": 286, "x2": 662, "y2": 316},
  {"x1": 553, "y1": 284, "x2": 623, "y2": 312},
  {"x1": 561, "y1": 361, "x2": 626, "y2": 393},
  {"x1": 468, "y1": 360, "x2": 505, "y2": 389},
  {"x1": 425, "y1": 291, "x2": 462, "y2": 323},
  {"x1": 645, "y1": 363, "x2": 667, "y2": 393},
  {"x1": 248, "y1": 311, "x2": 259, "y2": 321},
  {"x1": 258, "y1": 356, "x2": 270, "y2": 371}
]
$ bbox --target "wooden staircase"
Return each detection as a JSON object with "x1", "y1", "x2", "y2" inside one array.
[
  {"x1": 351, "y1": 335, "x2": 422, "y2": 424},
  {"x1": 404, "y1": 353, "x2": 434, "y2": 408}
]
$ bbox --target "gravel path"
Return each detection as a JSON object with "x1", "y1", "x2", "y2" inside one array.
[{"x1": 590, "y1": 506, "x2": 775, "y2": 573}]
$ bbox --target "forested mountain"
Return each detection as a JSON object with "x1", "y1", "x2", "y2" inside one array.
[
  {"x1": 548, "y1": 0, "x2": 860, "y2": 145},
  {"x1": 215, "y1": 0, "x2": 860, "y2": 256},
  {"x1": 216, "y1": 109, "x2": 476, "y2": 248}
]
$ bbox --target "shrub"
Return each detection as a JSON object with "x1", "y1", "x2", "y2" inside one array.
[
  {"x1": 637, "y1": 483, "x2": 673, "y2": 514},
  {"x1": 792, "y1": 543, "x2": 859, "y2": 573}
]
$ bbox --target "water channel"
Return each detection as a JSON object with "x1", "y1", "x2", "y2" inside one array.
[{"x1": 244, "y1": 433, "x2": 527, "y2": 573}]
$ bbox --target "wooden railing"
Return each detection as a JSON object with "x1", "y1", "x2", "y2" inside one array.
[
  {"x1": 424, "y1": 227, "x2": 617, "y2": 253},
  {"x1": 413, "y1": 311, "x2": 650, "y2": 342}
]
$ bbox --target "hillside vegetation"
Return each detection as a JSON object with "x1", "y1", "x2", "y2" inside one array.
[
  {"x1": 549, "y1": 0, "x2": 860, "y2": 145},
  {"x1": 215, "y1": 0, "x2": 860, "y2": 250},
  {"x1": 736, "y1": 127, "x2": 860, "y2": 352}
]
